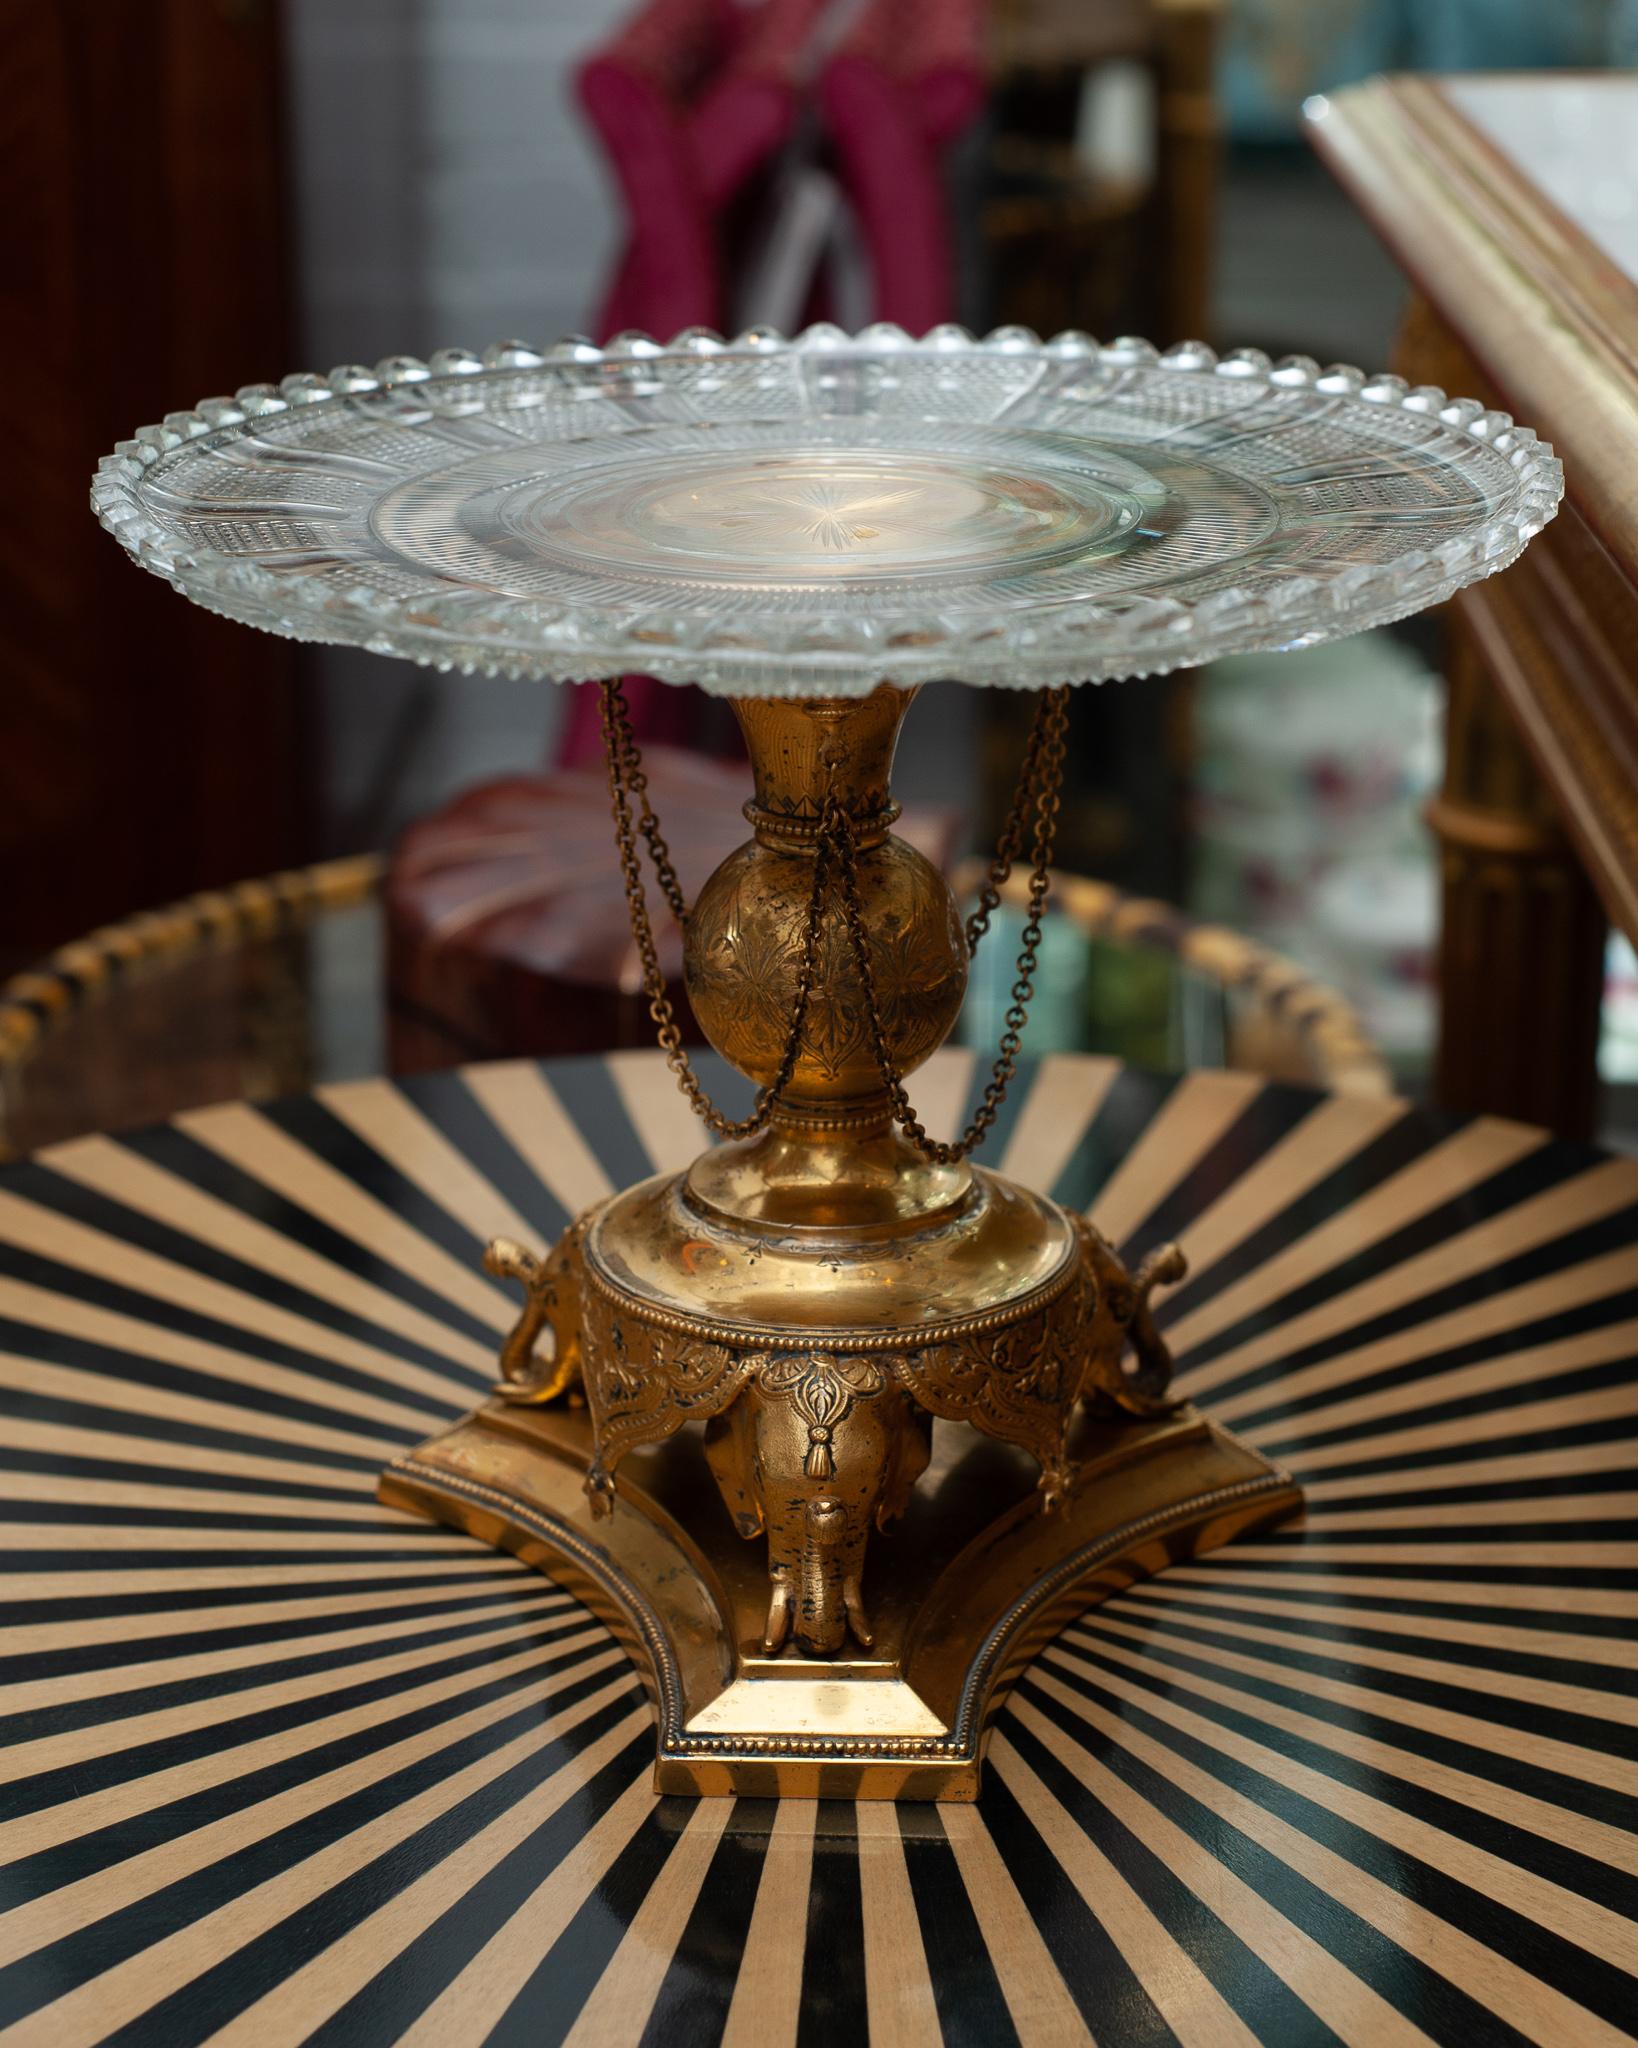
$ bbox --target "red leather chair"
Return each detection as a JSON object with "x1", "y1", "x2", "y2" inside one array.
[{"x1": 387, "y1": 751, "x2": 963, "y2": 1072}]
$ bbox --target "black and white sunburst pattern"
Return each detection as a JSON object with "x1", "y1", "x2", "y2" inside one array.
[{"x1": 0, "y1": 1050, "x2": 1634, "y2": 2047}]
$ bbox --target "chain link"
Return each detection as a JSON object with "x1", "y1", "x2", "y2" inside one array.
[
  {"x1": 961, "y1": 687, "x2": 1059, "y2": 958},
  {"x1": 604, "y1": 679, "x2": 689, "y2": 926},
  {"x1": 599, "y1": 679, "x2": 831, "y2": 1139},
  {"x1": 600, "y1": 677, "x2": 1070, "y2": 1157},
  {"x1": 830, "y1": 688, "x2": 1069, "y2": 1161}
]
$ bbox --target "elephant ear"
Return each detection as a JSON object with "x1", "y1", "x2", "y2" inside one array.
[
  {"x1": 580, "y1": 1299, "x2": 763, "y2": 1478},
  {"x1": 890, "y1": 1279, "x2": 1088, "y2": 1490}
]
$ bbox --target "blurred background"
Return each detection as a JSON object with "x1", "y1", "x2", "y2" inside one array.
[{"x1": 6, "y1": 0, "x2": 1637, "y2": 1151}]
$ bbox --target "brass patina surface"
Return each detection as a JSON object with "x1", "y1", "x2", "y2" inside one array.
[
  {"x1": 382, "y1": 1399, "x2": 1299, "y2": 1799},
  {"x1": 383, "y1": 684, "x2": 1301, "y2": 1794}
]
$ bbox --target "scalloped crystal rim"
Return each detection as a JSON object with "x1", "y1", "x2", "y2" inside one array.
[{"x1": 90, "y1": 324, "x2": 1565, "y2": 695}]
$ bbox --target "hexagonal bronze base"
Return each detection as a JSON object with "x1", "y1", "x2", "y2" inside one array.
[{"x1": 380, "y1": 1399, "x2": 1299, "y2": 1799}]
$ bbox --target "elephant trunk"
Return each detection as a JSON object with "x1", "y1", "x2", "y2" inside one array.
[{"x1": 797, "y1": 1497, "x2": 849, "y2": 1653}]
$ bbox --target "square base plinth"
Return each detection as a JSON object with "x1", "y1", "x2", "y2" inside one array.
[{"x1": 380, "y1": 1401, "x2": 1300, "y2": 1799}]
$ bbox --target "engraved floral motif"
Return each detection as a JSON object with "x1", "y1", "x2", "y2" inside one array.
[
  {"x1": 578, "y1": 1284, "x2": 754, "y2": 1510},
  {"x1": 685, "y1": 839, "x2": 967, "y2": 1094},
  {"x1": 755, "y1": 1351, "x2": 889, "y2": 1478},
  {"x1": 895, "y1": 1264, "x2": 1095, "y2": 1505},
  {"x1": 697, "y1": 473, "x2": 939, "y2": 554}
]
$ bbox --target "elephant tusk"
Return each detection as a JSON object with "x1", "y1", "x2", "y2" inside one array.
[
  {"x1": 843, "y1": 1576, "x2": 874, "y2": 1649},
  {"x1": 763, "y1": 1570, "x2": 794, "y2": 1653}
]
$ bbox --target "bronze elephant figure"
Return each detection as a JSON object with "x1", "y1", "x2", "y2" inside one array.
[
  {"x1": 482, "y1": 1212, "x2": 1186, "y2": 1658},
  {"x1": 703, "y1": 1356, "x2": 932, "y2": 1653}
]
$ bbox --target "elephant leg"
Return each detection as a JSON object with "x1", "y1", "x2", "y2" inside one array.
[
  {"x1": 841, "y1": 1570, "x2": 873, "y2": 1649},
  {"x1": 704, "y1": 1402, "x2": 765, "y2": 1542},
  {"x1": 763, "y1": 1529, "x2": 870, "y2": 1654},
  {"x1": 763, "y1": 1567, "x2": 796, "y2": 1653},
  {"x1": 762, "y1": 1502, "x2": 853, "y2": 1655},
  {"x1": 706, "y1": 1400, "x2": 808, "y2": 1652},
  {"x1": 875, "y1": 1397, "x2": 933, "y2": 1530}
]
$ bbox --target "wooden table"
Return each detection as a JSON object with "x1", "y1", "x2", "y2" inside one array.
[
  {"x1": 1, "y1": 1049, "x2": 1634, "y2": 2043},
  {"x1": 1307, "y1": 75, "x2": 1638, "y2": 1141},
  {"x1": 3, "y1": 3, "x2": 307, "y2": 976}
]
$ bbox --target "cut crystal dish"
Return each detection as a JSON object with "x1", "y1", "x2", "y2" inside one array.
[{"x1": 92, "y1": 325, "x2": 1563, "y2": 696}]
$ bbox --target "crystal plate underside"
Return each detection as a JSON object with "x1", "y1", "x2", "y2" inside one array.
[{"x1": 94, "y1": 329, "x2": 1564, "y2": 694}]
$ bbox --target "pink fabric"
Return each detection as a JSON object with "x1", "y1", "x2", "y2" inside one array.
[
  {"x1": 903, "y1": 0, "x2": 988, "y2": 140},
  {"x1": 578, "y1": 0, "x2": 830, "y2": 337},
  {"x1": 820, "y1": 0, "x2": 987, "y2": 333},
  {"x1": 577, "y1": 0, "x2": 735, "y2": 338},
  {"x1": 829, "y1": 0, "x2": 986, "y2": 140},
  {"x1": 822, "y1": 54, "x2": 951, "y2": 332},
  {"x1": 691, "y1": 0, "x2": 832, "y2": 201},
  {"x1": 588, "y1": 0, "x2": 739, "y2": 103}
]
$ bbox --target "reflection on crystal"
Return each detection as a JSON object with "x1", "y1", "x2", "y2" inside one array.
[
  {"x1": 513, "y1": 449, "x2": 1145, "y2": 585},
  {"x1": 700, "y1": 472, "x2": 939, "y2": 552},
  {"x1": 635, "y1": 459, "x2": 1063, "y2": 566}
]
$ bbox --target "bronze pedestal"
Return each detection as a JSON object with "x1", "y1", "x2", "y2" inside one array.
[
  {"x1": 89, "y1": 318, "x2": 1567, "y2": 1806},
  {"x1": 384, "y1": 1400, "x2": 1294, "y2": 1799},
  {"x1": 382, "y1": 684, "x2": 1301, "y2": 1796}
]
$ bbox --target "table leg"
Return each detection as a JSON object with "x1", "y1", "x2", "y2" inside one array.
[{"x1": 1426, "y1": 621, "x2": 1606, "y2": 1138}]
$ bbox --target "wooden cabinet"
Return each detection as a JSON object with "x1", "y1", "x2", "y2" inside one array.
[{"x1": 0, "y1": 0, "x2": 308, "y2": 971}]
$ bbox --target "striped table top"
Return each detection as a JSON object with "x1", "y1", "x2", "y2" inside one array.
[{"x1": 0, "y1": 1049, "x2": 1634, "y2": 2048}]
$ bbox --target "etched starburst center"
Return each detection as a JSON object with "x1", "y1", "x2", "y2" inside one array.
[
  {"x1": 482, "y1": 446, "x2": 1145, "y2": 587},
  {"x1": 696, "y1": 471, "x2": 972, "y2": 554}
]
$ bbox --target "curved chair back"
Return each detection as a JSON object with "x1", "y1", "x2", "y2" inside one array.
[{"x1": 953, "y1": 859, "x2": 1394, "y2": 1098}]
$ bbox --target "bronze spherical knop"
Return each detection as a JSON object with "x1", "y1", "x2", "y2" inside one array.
[{"x1": 684, "y1": 831, "x2": 968, "y2": 1103}]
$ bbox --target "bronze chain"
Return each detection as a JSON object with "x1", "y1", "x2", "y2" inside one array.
[
  {"x1": 961, "y1": 687, "x2": 1061, "y2": 959},
  {"x1": 603, "y1": 680, "x2": 688, "y2": 926},
  {"x1": 599, "y1": 679, "x2": 831, "y2": 1140},
  {"x1": 599, "y1": 677, "x2": 1070, "y2": 1157},
  {"x1": 830, "y1": 689, "x2": 1068, "y2": 1161}
]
